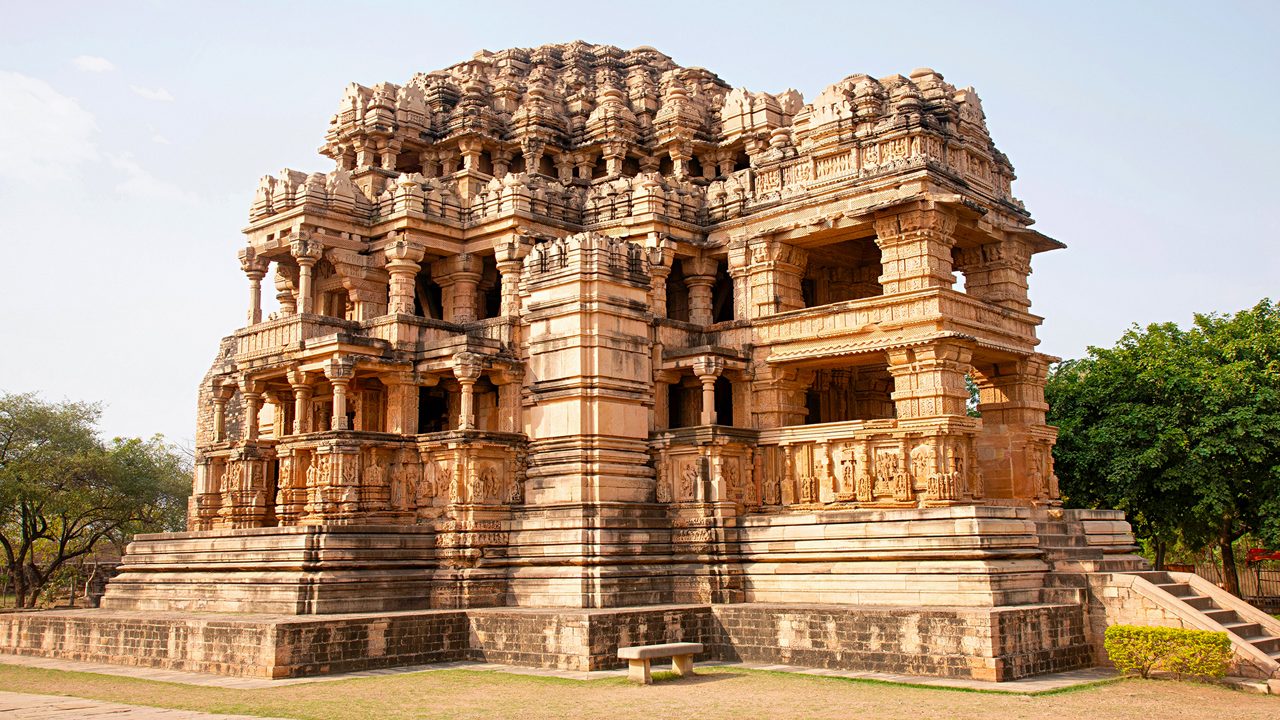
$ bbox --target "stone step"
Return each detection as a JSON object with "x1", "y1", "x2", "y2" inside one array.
[
  {"x1": 1036, "y1": 534, "x2": 1091, "y2": 548},
  {"x1": 1204, "y1": 608, "x2": 1237, "y2": 623},
  {"x1": 1223, "y1": 621, "x2": 1263, "y2": 638},
  {"x1": 1182, "y1": 594, "x2": 1216, "y2": 610},
  {"x1": 1155, "y1": 582, "x2": 1196, "y2": 597},
  {"x1": 1040, "y1": 587, "x2": 1086, "y2": 604},
  {"x1": 1244, "y1": 635, "x2": 1280, "y2": 654}
]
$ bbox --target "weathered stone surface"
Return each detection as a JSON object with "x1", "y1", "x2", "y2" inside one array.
[{"x1": 3, "y1": 42, "x2": 1199, "y2": 684}]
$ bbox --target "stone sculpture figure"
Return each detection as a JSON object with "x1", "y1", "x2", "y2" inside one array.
[{"x1": 679, "y1": 464, "x2": 697, "y2": 502}]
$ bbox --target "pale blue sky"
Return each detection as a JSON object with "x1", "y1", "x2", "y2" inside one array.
[{"x1": 1, "y1": 1, "x2": 1277, "y2": 444}]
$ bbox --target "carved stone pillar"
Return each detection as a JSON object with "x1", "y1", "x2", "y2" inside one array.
[
  {"x1": 601, "y1": 142, "x2": 626, "y2": 177},
  {"x1": 693, "y1": 356, "x2": 724, "y2": 425},
  {"x1": 240, "y1": 385, "x2": 262, "y2": 441},
  {"x1": 751, "y1": 365, "x2": 812, "y2": 429},
  {"x1": 439, "y1": 148, "x2": 460, "y2": 175},
  {"x1": 384, "y1": 237, "x2": 425, "y2": 315},
  {"x1": 668, "y1": 143, "x2": 692, "y2": 178},
  {"x1": 683, "y1": 255, "x2": 718, "y2": 326},
  {"x1": 885, "y1": 340, "x2": 973, "y2": 420},
  {"x1": 495, "y1": 238, "x2": 531, "y2": 317},
  {"x1": 491, "y1": 149, "x2": 514, "y2": 177},
  {"x1": 645, "y1": 234, "x2": 675, "y2": 318},
  {"x1": 419, "y1": 149, "x2": 439, "y2": 178},
  {"x1": 726, "y1": 237, "x2": 751, "y2": 322},
  {"x1": 341, "y1": 277, "x2": 385, "y2": 321},
  {"x1": 287, "y1": 367, "x2": 311, "y2": 436},
  {"x1": 379, "y1": 138, "x2": 401, "y2": 171},
  {"x1": 874, "y1": 208, "x2": 959, "y2": 295},
  {"x1": 554, "y1": 152, "x2": 575, "y2": 184},
  {"x1": 521, "y1": 138, "x2": 545, "y2": 177},
  {"x1": 491, "y1": 366, "x2": 524, "y2": 434},
  {"x1": 743, "y1": 236, "x2": 807, "y2": 318},
  {"x1": 381, "y1": 370, "x2": 419, "y2": 435},
  {"x1": 432, "y1": 253, "x2": 484, "y2": 324},
  {"x1": 290, "y1": 237, "x2": 323, "y2": 314},
  {"x1": 211, "y1": 383, "x2": 234, "y2": 443},
  {"x1": 971, "y1": 354, "x2": 1056, "y2": 501},
  {"x1": 453, "y1": 354, "x2": 483, "y2": 430},
  {"x1": 264, "y1": 390, "x2": 286, "y2": 438},
  {"x1": 953, "y1": 236, "x2": 1033, "y2": 311},
  {"x1": 457, "y1": 137, "x2": 483, "y2": 172},
  {"x1": 239, "y1": 249, "x2": 269, "y2": 326},
  {"x1": 573, "y1": 151, "x2": 595, "y2": 180},
  {"x1": 274, "y1": 265, "x2": 298, "y2": 316},
  {"x1": 326, "y1": 358, "x2": 354, "y2": 431}
]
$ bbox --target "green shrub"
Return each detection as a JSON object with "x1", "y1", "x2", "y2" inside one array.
[{"x1": 1103, "y1": 625, "x2": 1231, "y2": 679}]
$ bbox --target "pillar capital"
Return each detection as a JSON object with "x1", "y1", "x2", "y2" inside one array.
[
  {"x1": 451, "y1": 352, "x2": 484, "y2": 384},
  {"x1": 384, "y1": 236, "x2": 426, "y2": 265},
  {"x1": 290, "y1": 235, "x2": 323, "y2": 264},
  {"x1": 238, "y1": 246, "x2": 269, "y2": 278},
  {"x1": 692, "y1": 355, "x2": 725, "y2": 380},
  {"x1": 495, "y1": 236, "x2": 533, "y2": 265},
  {"x1": 325, "y1": 356, "x2": 355, "y2": 383}
]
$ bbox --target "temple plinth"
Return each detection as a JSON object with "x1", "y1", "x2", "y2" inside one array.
[{"x1": 15, "y1": 43, "x2": 1231, "y2": 684}]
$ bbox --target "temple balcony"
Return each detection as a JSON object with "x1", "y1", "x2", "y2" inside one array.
[
  {"x1": 743, "y1": 289, "x2": 1043, "y2": 366},
  {"x1": 653, "y1": 417, "x2": 981, "y2": 511},
  {"x1": 234, "y1": 313, "x2": 361, "y2": 363}
]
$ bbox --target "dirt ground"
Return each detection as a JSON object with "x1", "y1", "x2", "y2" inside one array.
[{"x1": 0, "y1": 664, "x2": 1276, "y2": 720}]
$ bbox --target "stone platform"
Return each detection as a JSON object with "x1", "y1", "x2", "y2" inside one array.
[{"x1": 0, "y1": 601, "x2": 1090, "y2": 682}]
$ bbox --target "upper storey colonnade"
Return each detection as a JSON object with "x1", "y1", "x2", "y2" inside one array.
[{"x1": 194, "y1": 42, "x2": 1063, "y2": 532}]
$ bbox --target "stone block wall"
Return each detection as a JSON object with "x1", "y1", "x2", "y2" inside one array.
[
  {"x1": 466, "y1": 605, "x2": 715, "y2": 670},
  {"x1": 0, "y1": 601, "x2": 1092, "y2": 680},
  {"x1": 709, "y1": 603, "x2": 1090, "y2": 681},
  {"x1": 273, "y1": 611, "x2": 470, "y2": 677},
  {"x1": 0, "y1": 611, "x2": 281, "y2": 677}
]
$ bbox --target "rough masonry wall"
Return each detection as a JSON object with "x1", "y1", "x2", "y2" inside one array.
[
  {"x1": 0, "y1": 603, "x2": 1093, "y2": 680},
  {"x1": 711, "y1": 603, "x2": 1091, "y2": 681}
]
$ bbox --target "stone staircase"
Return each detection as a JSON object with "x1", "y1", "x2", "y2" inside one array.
[
  {"x1": 1129, "y1": 571, "x2": 1280, "y2": 672},
  {"x1": 1034, "y1": 514, "x2": 1148, "y2": 575},
  {"x1": 1033, "y1": 512, "x2": 1280, "y2": 678}
]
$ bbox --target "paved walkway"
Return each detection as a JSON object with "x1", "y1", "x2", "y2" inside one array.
[
  {"x1": 0, "y1": 652, "x2": 1116, "y2": 692},
  {"x1": 0, "y1": 690, "x2": 292, "y2": 719}
]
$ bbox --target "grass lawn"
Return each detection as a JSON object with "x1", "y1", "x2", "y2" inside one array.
[{"x1": 0, "y1": 664, "x2": 1277, "y2": 720}]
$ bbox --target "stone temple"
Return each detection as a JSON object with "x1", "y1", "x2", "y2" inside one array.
[{"x1": 6, "y1": 42, "x2": 1279, "y2": 683}]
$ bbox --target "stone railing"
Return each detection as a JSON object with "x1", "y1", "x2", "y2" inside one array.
[
  {"x1": 466, "y1": 317, "x2": 517, "y2": 349},
  {"x1": 755, "y1": 418, "x2": 979, "y2": 507},
  {"x1": 652, "y1": 418, "x2": 980, "y2": 511},
  {"x1": 753, "y1": 290, "x2": 1039, "y2": 362},
  {"x1": 234, "y1": 314, "x2": 359, "y2": 361},
  {"x1": 362, "y1": 315, "x2": 463, "y2": 350}
]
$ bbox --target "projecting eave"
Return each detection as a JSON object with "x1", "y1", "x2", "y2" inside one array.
[{"x1": 1012, "y1": 227, "x2": 1067, "y2": 254}]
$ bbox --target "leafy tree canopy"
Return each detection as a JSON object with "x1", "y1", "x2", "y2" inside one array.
[
  {"x1": 0, "y1": 392, "x2": 190, "y2": 607},
  {"x1": 1047, "y1": 299, "x2": 1280, "y2": 594}
]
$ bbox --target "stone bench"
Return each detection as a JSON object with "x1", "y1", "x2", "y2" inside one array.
[{"x1": 617, "y1": 642, "x2": 703, "y2": 684}]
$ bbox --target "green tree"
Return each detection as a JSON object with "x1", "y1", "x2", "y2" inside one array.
[
  {"x1": 0, "y1": 392, "x2": 190, "y2": 608},
  {"x1": 1047, "y1": 300, "x2": 1280, "y2": 595}
]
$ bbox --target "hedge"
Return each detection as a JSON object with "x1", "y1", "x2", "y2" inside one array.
[{"x1": 1103, "y1": 625, "x2": 1231, "y2": 679}]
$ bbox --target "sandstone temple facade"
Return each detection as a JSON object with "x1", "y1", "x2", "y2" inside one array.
[{"x1": 8, "y1": 43, "x2": 1280, "y2": 683}]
